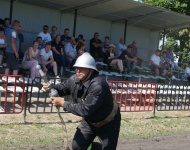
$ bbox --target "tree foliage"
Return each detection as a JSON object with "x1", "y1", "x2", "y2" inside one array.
[{"x1": 142, "y1": 0, "x2": 190, "y2": 66}]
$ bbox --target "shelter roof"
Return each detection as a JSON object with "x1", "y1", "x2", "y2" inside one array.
[{"x1": 17, "y1": 0, "x2": 190, "y2": 31}]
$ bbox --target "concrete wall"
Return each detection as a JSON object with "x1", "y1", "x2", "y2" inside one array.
[{"x1": 0, "y1": 0, "x2": 159, "y2": 65}]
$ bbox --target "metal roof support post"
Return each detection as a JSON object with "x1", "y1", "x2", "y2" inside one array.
[
  {"x1": 9, "y1": 0, "x2": 14, "y2": 24},
  {"x1": 162, "y1": 28, "x2": 166, "y2": 48},
  {"x1": 124, "y1": 20, "x2": 128, "y2": 44},
  {"x1": 73, "y1": 9, "x2": 78, "y2": 37}
]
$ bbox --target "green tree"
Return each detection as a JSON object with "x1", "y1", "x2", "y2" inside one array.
[{"x1": 142, "y1": 0, "x2": 190, "y2": 67}]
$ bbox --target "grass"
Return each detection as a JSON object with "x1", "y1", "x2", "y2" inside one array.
[{"x1": 1, "y1": 111, "x2": 190, "y2": 149}]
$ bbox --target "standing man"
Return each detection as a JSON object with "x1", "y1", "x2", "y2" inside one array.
[
  {"x1": 18, "y1": 25, "x2": 24, "y2": 59},
  {"x1": 43, "y1": 52, "x2": 121, "y2": 150},
  {"x1": 3, "y1": 18, "x2": 11, "y2": 36},
  {"x1": 5, "y1": 20, "x2": 20, "y2": 75}
]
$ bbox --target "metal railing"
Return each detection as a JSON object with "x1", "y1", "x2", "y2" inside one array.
[{"x1": 0, "y1": 74, "x2": 25, "y2": 114}]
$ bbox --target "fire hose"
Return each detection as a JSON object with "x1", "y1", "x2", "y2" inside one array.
[{"x1": 36, "y1": 65, "x2": 70, "y2": 150}]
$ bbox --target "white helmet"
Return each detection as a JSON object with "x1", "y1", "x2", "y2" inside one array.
[{"x1": 73, "y1": 52, "x2": 98, "y2": 72}]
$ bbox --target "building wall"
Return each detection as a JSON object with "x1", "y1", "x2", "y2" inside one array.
[{"x1": 0, "y1": 0, "x2": 159, "y2": 65}]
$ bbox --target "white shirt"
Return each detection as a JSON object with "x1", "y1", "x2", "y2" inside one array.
[
  {"x1": 39, "y1": 48, "x2": 53, "y2": 64},
  {"x1": 150, "y1": 54, "x2": 160, "y2": 66},
  {"x1": 0, "y1": 38, "x2": 5, "y2": 45},
  {"x1": 38, "y1": 32, "x2": 51, "y2": 44},
  {"x1": 117, "y1": 43, "x2": 127, "y2": 57},
  {"x1": 64, "y1": 42, "x2": 76, "y2": 62},
  {"x1": 184, "y1": 67, "x2": 190, "y2": 77}
]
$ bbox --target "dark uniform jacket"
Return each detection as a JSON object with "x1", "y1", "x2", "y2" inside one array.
[{"x1": 53, "y1": 72, "x2": 114, "y2": 123}]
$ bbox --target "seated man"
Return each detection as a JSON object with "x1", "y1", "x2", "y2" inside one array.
[
  {"x1": 166, "y1": 47, "x2": 181, "y2": 71},
  {"x1": 38, "y1": 25, "x2": 51, "y2": 44},
  {"x1": 118, "y1": 45, "x2": 137, "y2": 74},
  {"x1": 64, "y1": 37, "x2": 77, "y2": 70},
  {"x1": 89, "y1": 32, "x2": 104, "y2": 61},
  {"x1": 61, "y1": 28, "x2": 70, "y2": 46},
  {"x1": 51, "y1": 35, "x2": 69, "y2": 76},
  {"x1": 36, "y1": 36, "x2": 45, "y2": 50},
  {"x1": 128, "y1": 40, "x2": 143, "y2": 66},
  {"x1": 149, "y1": 49, "x2": 167, "y2": 76},
  {"x1": 102, "y1": 36, "x2": 110, "y2": 53},
  {"x1": 39, "y1": 42, "x2": 59, "y2": 77},
  {"x1": 75, "y1": 34, "x2": 86, "y2": 51},
  {"x1": 181, "y1": 62, "x2": 190, "y2": 81},
  {"x1": 160, "y1": 51, "x2": 174, "y2": 77},
  {"x1": 117, "y1": 38, "x2": 127, "y2": 57}
]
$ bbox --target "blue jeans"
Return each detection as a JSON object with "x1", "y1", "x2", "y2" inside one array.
[
  {"x1": 53, "y1": 54, "x2": 69, "y2": 70},
  {"x1": 122, "y1": 60, "x2": 134, "y2": 73}
]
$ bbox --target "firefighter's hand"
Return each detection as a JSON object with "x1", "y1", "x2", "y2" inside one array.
[
  {"x1": 51, "y1": 97, "x2": 64, "y2": 107},
  {"x1": 42, "y1": 82, "x2": 50, "y2": 91}
]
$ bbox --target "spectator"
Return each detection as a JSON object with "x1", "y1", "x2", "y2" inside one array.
[
  {"x1": 181, "y1": 62, "x2": 190, "y2": 81},
  {"x1": 51, "y1": 34, "x2": 69, "y2": 76},
  {"x1": 3, "y1": 18, "x2": 11, "y2": 36},
  {"x1": 0, "y1": 27, "x2": 7, "y2": 67},
  {"x1": 61, "y1": 28, "x2": 70, "y2": 46},
  {"x1": 64, "y1": 37, "x2": 77, "y2": 64},
  {"x1": 39, "y1": 42, "x2": 59, "y2": 77},
  {"x1": 166, "y1": 47, "x2": 181, "y2": 71},
  {"x1": 5, "y1": 20, "x2": 20, "y2": 75},
  {"x1": 118, "y1": 45, "x2": 137, "y2": 74},
  {"x1": 36, "y1": 36, "x2": 45, "y2": 50},
  {"x1": 117, "y1": 38, "x2": 127, "y2": 57},
  {"x1": 89, "y1": 32, "x2": 104, "y2": 61},
  {"x1": 50, "y1": 26, "x2": 57, "y2": 41},
  {"x1": 102, "y1": 36, "x2": 110, "y2": 53},
  {"x1": 18, "y1": 25, "x2": 24, "y2": 59},
  {"x1": 38, "y1": 25, "x2": 51, "y2": 44},
  {"x1": 149, "y1": 49, "x2": 167, "y2": 76},
  {"x1": 129, "y1": 40, "x2": 143, "y2": 66},
  {"x1": 22, "y1": 41, "x2": 39, "y2": 79},
  {"x1": 0, "y1": 19, "x2": 4, "y2": 28},
  {"x1": 104, "y1": 44, "x2": 124, "y2": 73},
  {"x1": 160, "y1": 51, "x2": 174, "y2": 77},
  {"x1": 70, "y1": 43, "x2": 86, "y2": 70},
  {"x1": 75, "y1": 34, "x2": 86, "y2": 51}
]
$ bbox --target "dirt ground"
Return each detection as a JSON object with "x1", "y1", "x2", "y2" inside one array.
[
  {"x1": 117, "y1": 134, "x2": 190, "y2": 150},
  {"x1": 3, "y1": 134, "x2": 190, "y2": 150}
]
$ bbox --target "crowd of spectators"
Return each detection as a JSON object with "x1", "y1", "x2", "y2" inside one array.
[
  {"x1": 149, "y1": 48, "x2": 182, "y2": 79},
  {"x1": 0, "y1": 17, "x2": 187, "y2": 81}
]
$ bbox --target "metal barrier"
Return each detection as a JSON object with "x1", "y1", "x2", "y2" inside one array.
[
  {"x1": 1, "y1": 73, "x2": 190, "y2": 119},
  {"x1": 0, "y1": 74, "x2": 25, "y2": 114},
  {"x1": 26, "y1": 77, "x2": 69, "y2": 114},
  {"x1": 156, "y1": 83, "x2": 190, "y2": 111},
  {"x1": 107, "y1": 80, "x2": 156, "y2": 112}
]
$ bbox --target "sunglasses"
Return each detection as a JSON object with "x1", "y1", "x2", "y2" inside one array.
[{"x1": 43, "y1": 28, "x2": 48, "y2": 30}]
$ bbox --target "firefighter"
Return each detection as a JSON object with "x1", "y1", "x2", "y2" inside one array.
[{"x1": 43, "y1": 52, "x2": 121, "y2": 150}]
